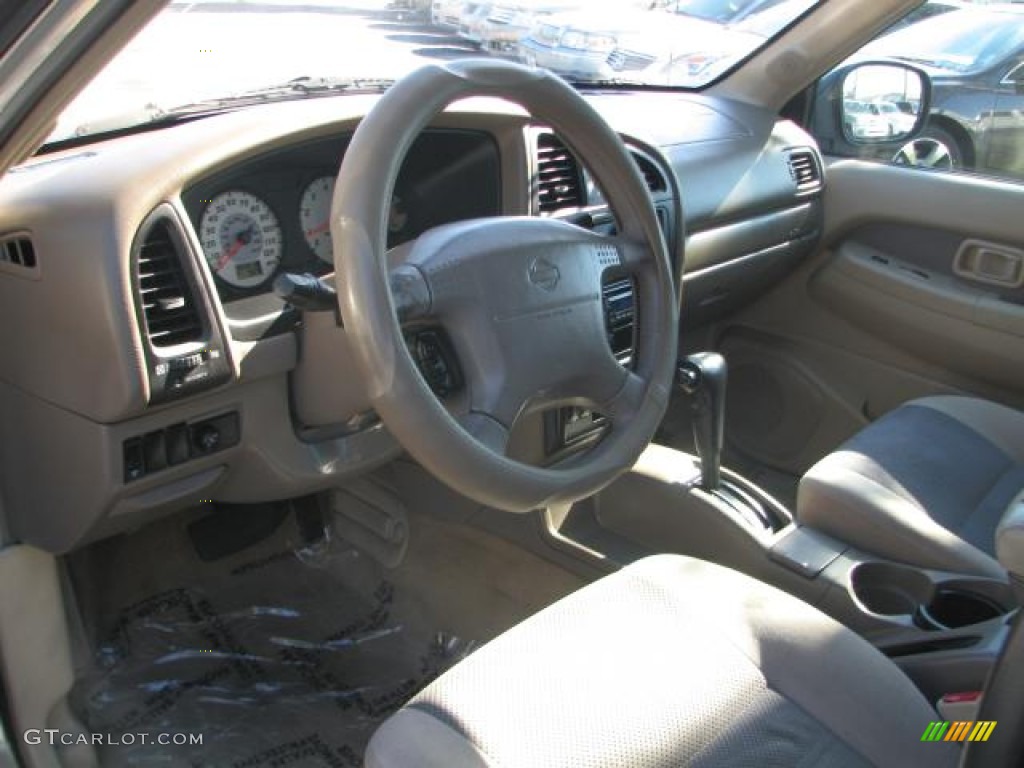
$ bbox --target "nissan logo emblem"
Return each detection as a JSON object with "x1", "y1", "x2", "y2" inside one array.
[{"x1": 528, "y1": 256, "x2": 560, "y2": 291}]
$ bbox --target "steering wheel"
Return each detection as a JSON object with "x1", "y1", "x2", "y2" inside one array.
[{"x1": 330, "y1": 60, "x2": 679, "y2": 513}]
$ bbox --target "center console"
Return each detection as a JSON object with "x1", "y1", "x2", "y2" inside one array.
[
  {"x1": 541, "y1": 350, "x2": 1018, "y2": 706},
  {"x1": 772, "y1": 526, "x2": 1015, "y2": 701}
]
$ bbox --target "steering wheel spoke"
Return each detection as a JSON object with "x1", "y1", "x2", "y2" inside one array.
[
  {"x1": 457, "y1": 411, "x2": 511, "y2": 457},
  {"x1": 595, "y1": 369, "x2": 647, "y2": 425}
]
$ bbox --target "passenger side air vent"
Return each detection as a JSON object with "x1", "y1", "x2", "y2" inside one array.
[
  {"x1": 0, "y1": 234, "x2": 36, "y2": 270},
  {"x1": 135, "y1": 218, "x2": 203, "y2": 347},
  {"x1": 536, "y1": 132, "x2": 584, "y2": 213},
  {"x1": 787, "y1": 149, "x2": 823, "y2": 195},
  {"x1": 631, "y1": 153, "x2": 666, "y2": 193}
]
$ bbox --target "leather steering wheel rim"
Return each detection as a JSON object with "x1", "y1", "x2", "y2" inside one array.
[{"x1": 331, "y1": 59, "x2": 679, "y2": 513}]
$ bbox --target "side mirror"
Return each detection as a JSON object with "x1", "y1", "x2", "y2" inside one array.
[{"x1": 810, "y1": 61, "x2": 932, "y2": 158}]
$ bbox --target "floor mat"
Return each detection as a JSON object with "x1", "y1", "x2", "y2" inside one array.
[{"x1": 64, "y1": 497, "x2": 576, "y2": 767}]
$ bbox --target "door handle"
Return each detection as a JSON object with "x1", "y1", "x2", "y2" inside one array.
[{"x1": 953, "y1": 239, "x2": 1024, "y2": 288}]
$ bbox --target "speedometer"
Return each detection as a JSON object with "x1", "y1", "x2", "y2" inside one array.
[
  {"x1": 200, "y1": 191, "x2": 282, "y2": 289},
  {"x1": 299, "y1": 176, "x2": 336, "y2": 263}
]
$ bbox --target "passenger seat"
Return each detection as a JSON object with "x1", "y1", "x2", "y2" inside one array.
[{"x1": 797, "y1": 396, "x2": 1024, "y2": 580}]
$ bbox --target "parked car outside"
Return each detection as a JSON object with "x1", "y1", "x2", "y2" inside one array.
[
  {"x1": 859, "y1": 4, "x2": 1024, "y2": 176},
  {"x1": 872, "y1": 98, "x2": 919, "y2": 135},
  {"x1": 475, "y1": 0, "x2": 583, "y2": 53},
  {"x1": 520, "y1": 0, "x2": 786, "y2": 81},
  {"x1": 609, "y1": 0, "x2": 813, "y2": 83},
  {"x1": 388, "y1": 0, "x2": 432, "y2": 14},
  {"x1": 844, "y1": 99, "x2": 901, "y2": 139},
  {"x1": 431, "y1": 0, "x2": 466, "y2": 28},
  {"x1": 458, "y1": 2, "x2": 495, "y2": 45}
]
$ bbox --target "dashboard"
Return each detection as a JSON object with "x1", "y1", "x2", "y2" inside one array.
[{"x1": 0, "y1": 91, "x2": 823, "y2": 553}]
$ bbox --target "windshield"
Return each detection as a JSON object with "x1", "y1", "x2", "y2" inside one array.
[{"x1": 49, "y1": 0, "x2": 821, "y2": 146}]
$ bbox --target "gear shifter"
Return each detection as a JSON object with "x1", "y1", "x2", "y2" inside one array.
[{"x1": 676, "y1": 352, "x2": 727, "y2": 491}]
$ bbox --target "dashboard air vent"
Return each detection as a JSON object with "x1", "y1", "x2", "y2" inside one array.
[
  {"x1": 602, "y1": 277, "x2": 635, "y2": 365},
  {"x1": 0, "y1": 234, "x2": 36, "y2": 269},
  {"x1": 787, "y1": 149, "x2": 822, "y2": 194},
  {"x1": 536, "y1": 132, "x2": 584, "y2": 213},
  {"x1": 135, "y1": 218, "x2": 203, "y2": 347},
  {"x1": 632, "y1": 153, "x2": 666, "y2": 193}
]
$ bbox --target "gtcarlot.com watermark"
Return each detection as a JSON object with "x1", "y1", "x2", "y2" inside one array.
[{"x1": 24, "y1": 730, "x2": 203, "y2": 747}]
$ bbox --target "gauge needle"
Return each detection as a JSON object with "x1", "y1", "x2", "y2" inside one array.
[
  {"x1": 216, "y1": 226, "x2": 254, "y2": 271},
  {"x1": 306, "y1": 220, "x2": 330, "y2": 239}
]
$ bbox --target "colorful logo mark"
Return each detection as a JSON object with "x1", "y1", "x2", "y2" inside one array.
[{"x1": 921, "y1": 721, "x2": 997, "y2": 743}]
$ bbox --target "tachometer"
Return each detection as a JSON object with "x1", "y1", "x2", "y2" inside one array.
[
  {"x1": 299, "y1": 176, "x2": 336, "y2": 263},
  {"x1": 200, "y1": 190, "x2": 282, "y2": 289}
]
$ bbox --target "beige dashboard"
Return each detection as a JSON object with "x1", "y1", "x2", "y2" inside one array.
[
  {"x1": 0, "y1": 90, "x2": 820, "y2": 553},
  {"x1": 0, "y1": 97, "x2": 543, "y2": 552}
]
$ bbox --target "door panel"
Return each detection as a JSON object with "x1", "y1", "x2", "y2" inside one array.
[
  {"x1": 811, "y1": 239, "x2": 1024, "y2": 391},
  {"x1": 707, "y1": 159, "x2": 1024, "y2": 476}
]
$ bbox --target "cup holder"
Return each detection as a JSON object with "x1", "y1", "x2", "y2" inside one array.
[
  {"x1": 850, "y1": 561, "x2": 1010, "y2": 630},
  {"x1": 915, "y1": 589, "x2": 1005, "y2": 631},
  {"x1": 851, "y1": 562, "x2": 932, "y2": 616}
]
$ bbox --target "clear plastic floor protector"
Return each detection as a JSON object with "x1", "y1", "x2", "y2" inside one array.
[{"x1": 67, "y1": 510, "x2": 474, "y2": 767}]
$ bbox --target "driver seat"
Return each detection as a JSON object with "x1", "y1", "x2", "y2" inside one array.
[{"x1": 365, "y1": 555, "x2": 960, "y2": 767}]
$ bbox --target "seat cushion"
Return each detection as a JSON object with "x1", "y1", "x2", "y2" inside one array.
[
  {"x1": 798, "y1": 396, "x2": 1024, "y2": 579},
  {"x1": 365, "y1": 555, "x2": 956, "y2": 768}
]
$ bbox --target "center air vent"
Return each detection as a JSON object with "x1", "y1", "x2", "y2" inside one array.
[
  {"x1": 602, "y1": 277, "x2": 635, "y2": 365},
  {"x1": 135, "y1": 217, "x2": 203, "y2": 347},
  {"x1": 787, "y1": 149, "x2": 823, "y2": 195},
  {"x1": 536, "y1": 132, "x2": 584, "y2": 213},
  {"x1": 631, "y1": 153, "x2": 666, "y2": 193}
]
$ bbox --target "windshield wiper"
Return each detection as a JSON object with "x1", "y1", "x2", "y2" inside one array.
[
  {"x1": 570, "y1": 78, "x2": 657, "y2": 89},
  {"x1": 163, "y1": 75, "x2": 396, "y2": 117}
]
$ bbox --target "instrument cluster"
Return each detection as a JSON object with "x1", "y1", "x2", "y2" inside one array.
[{"x1": 182, "y1": 129, "x2": 501, "y2": 303}]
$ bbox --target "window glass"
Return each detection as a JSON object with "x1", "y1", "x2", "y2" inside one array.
[{"x1": 817, "y1": 3, "x2": 1024, "y2": 183}]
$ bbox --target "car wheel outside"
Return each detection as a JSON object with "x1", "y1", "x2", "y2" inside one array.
[{"x1": 892, "y1": 125, "x2": 964, "y2": 170}]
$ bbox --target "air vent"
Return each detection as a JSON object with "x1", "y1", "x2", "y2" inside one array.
[
  {"x1": 632, "y1": 153, "x2": 666, "y2": 193},
  {"x1": 0, "y1": 234, "x2": 36, "y2": 269},
  {"x1": 135, "y1": 218, "x2": 203, "y2": 347},
  {"x1": 602, "y1": 277, "x2": 635, "y2": 365},
  {"x1": 536, "y1": 132, "x2": 584, "y2": 213},
  {"x1": 787, "y1": 149, "x2": 822, "y2": 194}
]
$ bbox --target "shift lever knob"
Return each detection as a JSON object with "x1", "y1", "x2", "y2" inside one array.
[{"x1": 677, "y1": 352, "x2": 727, "y2": 491}]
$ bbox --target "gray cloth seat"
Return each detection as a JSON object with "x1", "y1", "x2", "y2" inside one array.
[
  {"x1": 365, "y1": 555, "x2": 957, "y2": 768},
  {"x1": 797, "y1": 395, "x2": 1024, "y2": 579}
]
